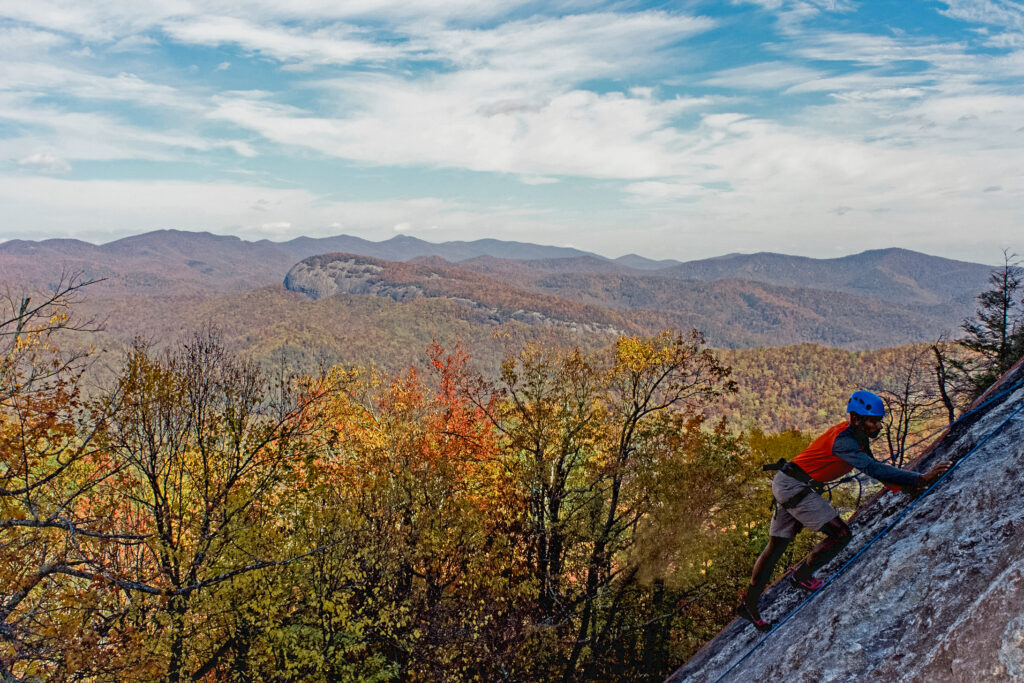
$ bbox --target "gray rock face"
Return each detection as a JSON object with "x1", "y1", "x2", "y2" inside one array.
[
  {"x1": 283, "y1": 253, "x2": 627, "y2": 336},
  {"x1": 669, "y1": 361, "x2": 1024, "y2": 683},
  {"x1": 284, "y1": 256, "x2": 423, "y2": 302}
]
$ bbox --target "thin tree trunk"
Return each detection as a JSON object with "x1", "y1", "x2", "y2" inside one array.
[{"x1": 932, "y1": 345, "x2": 956, "y2": 424}]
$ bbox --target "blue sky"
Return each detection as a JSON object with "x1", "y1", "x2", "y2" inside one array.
[{"x1": 1, "y1": 0, "x2": 1022, "y2": 262}]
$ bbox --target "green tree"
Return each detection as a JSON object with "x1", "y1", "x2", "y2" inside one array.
[{"x1": 957, "y1": 252, "x2": 1024, "y2": 397}]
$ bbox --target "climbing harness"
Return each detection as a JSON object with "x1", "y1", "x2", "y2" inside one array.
[
  {"x1": 709, "y1": 375, "x2": 1024, "y2": 683},
  {"x1": 762, "y1": 459, "x2": 824, "y2": 510}
]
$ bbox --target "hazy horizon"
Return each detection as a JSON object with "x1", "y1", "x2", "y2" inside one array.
[{"x1": 1, "y1": 227, "x2": 1009, "y2": 267}]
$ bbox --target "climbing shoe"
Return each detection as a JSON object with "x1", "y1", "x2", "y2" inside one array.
[
  {"x1": 735, "y1": 603, "x2": 772, "y2": 632},
  {"x1": 789, "y1": 573, "x2": 825, "y2": 591}
]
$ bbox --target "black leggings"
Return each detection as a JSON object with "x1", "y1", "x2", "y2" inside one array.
[
  {"x1": 799, "y1": 517, "x2": 852, "y2": 577},
  {"x1": 746, "y1": 516, "x2": 852, "y2": 608}
]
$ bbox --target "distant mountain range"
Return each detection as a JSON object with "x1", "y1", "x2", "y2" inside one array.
[
  {"x1": 0, "y1": 230, "x2": 606, "y2": 295},
  {"x1": 0, "y1": 229, "x2": 996, "y2": 349}
]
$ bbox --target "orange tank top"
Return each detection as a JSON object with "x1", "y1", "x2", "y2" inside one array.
[{"x1": 791, "y1": 421, "x2": 853, "y2": 483}]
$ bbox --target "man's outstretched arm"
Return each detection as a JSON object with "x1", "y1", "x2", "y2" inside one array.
[{"x1": 833, "y1": 434, "x2": 950, "y2": 487}]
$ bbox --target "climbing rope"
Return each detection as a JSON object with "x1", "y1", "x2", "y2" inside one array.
[{"x1": 709, "y1": 375, "x2": 1024, "y2": 683}]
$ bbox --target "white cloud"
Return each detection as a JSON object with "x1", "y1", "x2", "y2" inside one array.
[
  {"x1": 208, "y1": 87, "x2": 709, "y2": 178},
  {"x1": 179, "y1": 11, "x2": 720, "y2": 178},
  {"x1": 786, "y1": 72, "x2": 928, "y2": 95},
  {"x1": 736, "y1": 0, "x2": 856, "y2": 8},
  {"x1": 0, "y1": 61, "x2": 201, "y2": 111},
  {"x1": 0, "y1": 26, "x2": 68, "y2": 53},
  {"x1": 594, "y1": 95, "x2": 1024, "y2": 260},
  {"x1": 519, "y1": 176, "x2": 559, "y2": 185},
  {"x1": 162, "y1": 16, "x2": 392, "y2": 66},
  {"x1": 0, "y1": 1, "x2": 184, "y2": 42},
  {"x1": 828, "y1": 87, "x2": 928, "y2": 101},
  {"x1": 937, "y1": 0, "x2": 1024, "y2": 30},
  {"x1": 18, "y1": 152, "x2": 71, "y2": 174},
  {"x1": 155, "y1": 10, "x2": 716, "y2": 74},
  {"x1": 0, "y1": 149, "x2": 1019, "y2": 262},
  {"x1": 2, "y1": 7, "x2": 718, "y2": 177},
  {"x1": 108, "y1": 34, "x2": 160, "y2": 52},
  {"x1": 793, "y1": 32, "x2": 967, "y2": 67},
  {"x1": 0, "y1": 95, "x2": 250, "y2": 162},
  {"x1": 208, "y1": 0, "x2": 538, "y2": 24},
  {"x1": 259, "y1": 221, "x2": 292, "y2": 236},
  {"x1": 421, "y1": 12, "x2": 714, "y2": 78},
  {"x1": 623, "y1": 181, "x2": 713, "y2": 201},
  {"x1": 702, "y1": 62, "x2": 825, "y2": 90},
  {"x1": 739, "y1": 0, "x2": 858, "y2": 34},
  {"x1": 734, "y1": 0, "x2": 785, "y2": 9},
  {"x1": 982, "y1": 31, "x2": 1024, "y2": 47},
  {"x1": 0, "y1": 0, "x2": 543, "y2": 46}
]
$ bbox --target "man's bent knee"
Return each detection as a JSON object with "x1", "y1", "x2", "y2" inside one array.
[{"x1": 821, "y1": 517, "x2": 851, "y2": 540}]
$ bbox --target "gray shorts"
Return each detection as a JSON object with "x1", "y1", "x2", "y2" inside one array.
[{"x1": 769, "y1": 471, "x2": 840, "y2": 539}]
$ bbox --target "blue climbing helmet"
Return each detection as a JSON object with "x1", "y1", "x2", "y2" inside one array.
[{"x1": 847, "y1": 390, "x2": 885, "y2": 417}]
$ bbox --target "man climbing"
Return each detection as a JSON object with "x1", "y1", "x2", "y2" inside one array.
[{"x1": 736, "y1": 390, "x2": 953, "y2": 631}]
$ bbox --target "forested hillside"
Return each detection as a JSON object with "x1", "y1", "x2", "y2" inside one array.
[
  {"x1": 62, "y1": 284, "x2": 944, "y2": 436},
  {"x1": 3, "y1": 286, "x2": 800, "y2": 681},
  {"x1": 280, "y1": 251, "x2": 975, "y2": 349},
  {"x1": 717, "y1": 343, "x2": 944, "y2": 433}
]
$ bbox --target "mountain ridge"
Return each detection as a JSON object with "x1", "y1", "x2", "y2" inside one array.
[
  {"x1": 1, "y1": 228, "x2": 994, "y2": 276},
  {"x1": 280, "y1": 252, "x2": 973, "y2": 349},
  {"x1": 0, "y1": 228, "x2": 997, "y2": 349}
]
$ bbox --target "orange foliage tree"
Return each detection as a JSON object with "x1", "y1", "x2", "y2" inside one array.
[
  {"x1": 237, "y1": 342, "x2": 530, "y2": 680},
  {"x1": 0, "y1": 275, "x2": 134, "y2": 680}
]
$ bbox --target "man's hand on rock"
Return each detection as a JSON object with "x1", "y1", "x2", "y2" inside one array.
[{"x1": 921, "y1": 461, "x2": 953, "y2": 485}]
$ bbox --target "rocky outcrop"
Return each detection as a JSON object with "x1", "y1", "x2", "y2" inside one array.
[
  {"x1": 669, "y1": 360, "x2": 1024, "y2": 682},
  {"x1": 283, "y1": 253, "x2": 629, "y2": 336},
  {"x1": 284, "y1": 254, "x2": 424, "y2": 302}
]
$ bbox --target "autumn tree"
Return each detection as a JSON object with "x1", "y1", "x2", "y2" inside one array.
[
  {"x1": 872, "y1": 346, "x2": 950, "y2": 468},
  {"x1": 0, "y1": 271, "x2": 101, "y2": 404},
  {"x1": 0, "y1": 274, "x2": 134, "y2": 681},
  {"x1": 86, "y1": 329, "x2": 325, "y2": 682},
  {"x1": 475, "y1": 330, "x2": 735, "y2": 680},
  {"x1": 635, "y1": 421, "x2": 778, "y2": 675},
  {"x1": 239, "y1": 343, "x2": 528, "y2": 681},
  {"x1": 1, "y1": 301, "x2": 870, "y2": 682}
]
